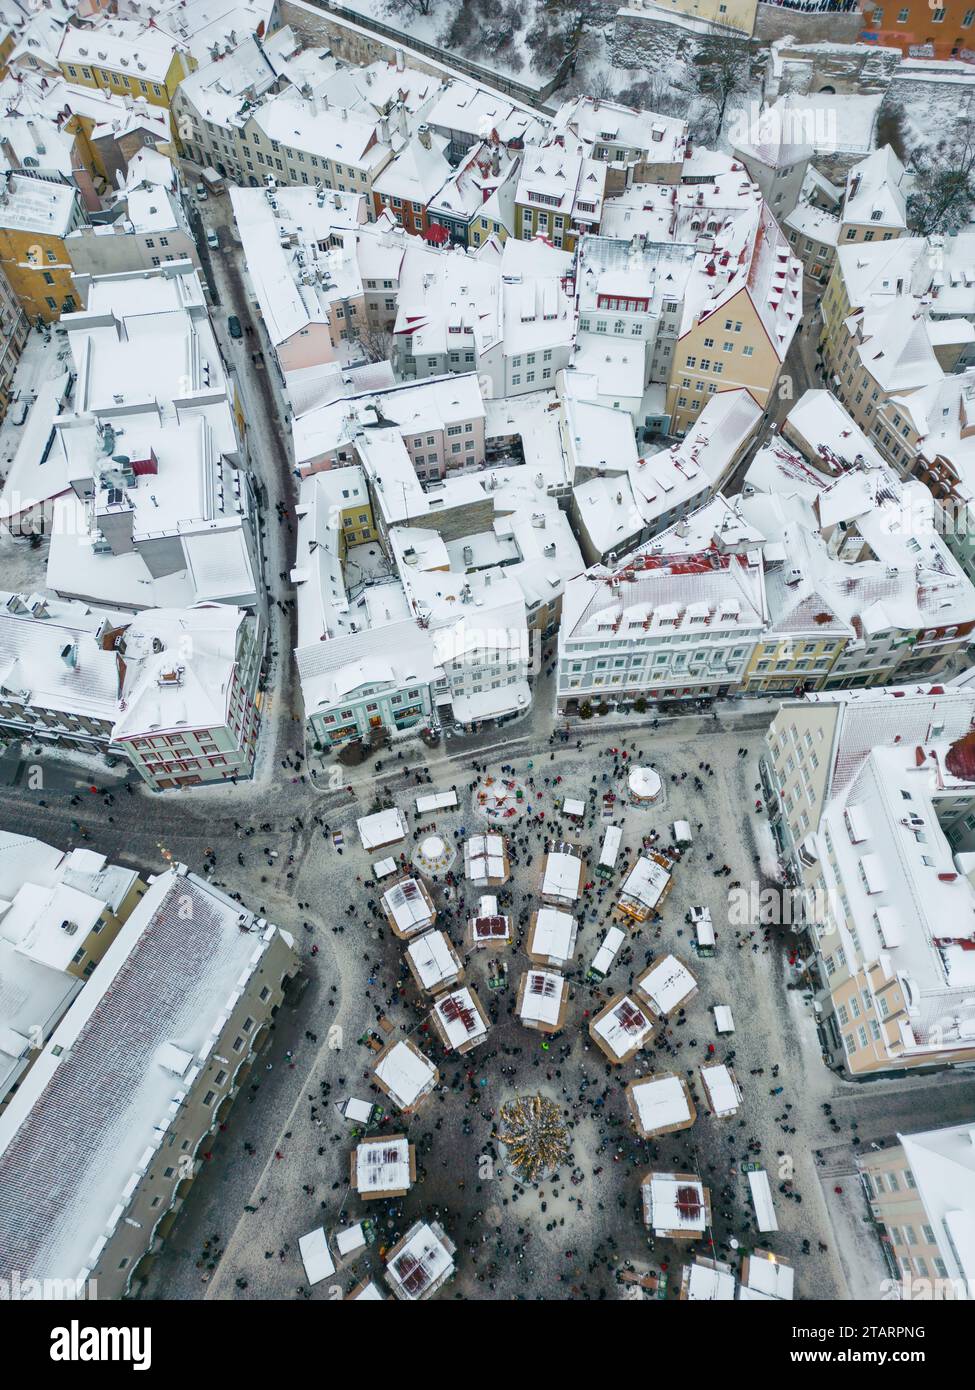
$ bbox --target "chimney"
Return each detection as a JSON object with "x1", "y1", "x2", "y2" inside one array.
[
  {"x1": 418, "y1": 124, "x2": 431, "y2": 150},
  {"x1": 60, "y1": 642, "x2": 78, "y2": 669}
]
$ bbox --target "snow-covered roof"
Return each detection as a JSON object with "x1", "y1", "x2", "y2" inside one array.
[
  {"x1": 113, "y1": 604, "x2": 245, "y2": 742},
  {"x1": 385, "y1": 1220, "x2": 454, "y2": 1300},
  {"x1": 405, "y1": 930, "x2": 458, "y2": 991},
  {"x1": 643, "y1": 1172, "x2": 708, "y2": 1233},
  {"x1": 700, "y1": 1062, "x2": 742, "y2": 1117},
  {"x1": 842, "y1": 146, "x2": 907, "y2": 232},
  {"x1": 382, "y1": 877, "x2": 435, "y2": 937},
  {"x1": 0, "y1": 171, "x2": 77, "y2": 236},
  {"x1": 618, "y1": 855, "x2": 672, "y2": 916},
  {"x1": 592, "y1": 994, "x2": 655, "y2": 1059},
  {"x1": 898, "y1": 1123, "x2": 975, "y2": 1286},
  {"x1": 464, "y1": 833, "x2": 507, "y2": 884},
  {"x1": 637, "y1": 954, "x2": 697, "y2": 1017},
  {"x1": 58, "y1": 19, "x2": 182, "y2": 85},
  {"x1": 553, "y1": 95, "x2": 687, "y2": 165},
  {"x1": 684, "y1": 1259, "x2": 736, "y2": 1300},
  {"x1": 629, "y1": 1074, "x2": 693, "y2": 1134},
  {"x1": 542, "y1": 848, "x2": 583, "y2": 902},
  {"x1": 354, "y1": 1136, "x2": 412, "y2": 1194},
  {"x1": 373, "y1": 1039, "x2": 436, "y2": 1110},
  {"x1": 0, "y1": 866, "x2": 287, "y2": 1285},
  {"x1": 357, "y1": 808, "x2": 408, "y2": 850},
  {"x1": 518, "y1": 969, "x2": 566, "y2": 1027},
  {"x1": 740, "y1": 1250, "x2": 794, "y2": 1300},
  {"x1": 431, "y1": 986, "x2": 488, "y2": 1050},
  {"x1": 229, "y1": 184, "x2": 366, "y2": 349},
  {"x1": 529, "y1": 907, "x2": 577, "y2": 963}
]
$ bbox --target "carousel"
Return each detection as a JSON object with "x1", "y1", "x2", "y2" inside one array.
[
  {"x1": 474, "y1": 774, "x2": 527, "y2": 824},
  {"x1": 628, "y1": 765, "x2": 663, "y2": 807},
  {"x1": 412, "y1": 832, "x2": 456, "y2": 877}
]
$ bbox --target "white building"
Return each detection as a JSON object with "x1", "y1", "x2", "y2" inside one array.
[{"x1": 45, "y1": 263, "x2": 262, "y2": 612}]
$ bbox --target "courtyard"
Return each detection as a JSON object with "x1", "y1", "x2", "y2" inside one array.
[{"x1": 120, "y1": 720, "x2": 857, "y2": 1301}]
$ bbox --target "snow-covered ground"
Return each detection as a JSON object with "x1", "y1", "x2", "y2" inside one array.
[{"x1": 338, "y1": 0, "x2": 568, "y2": 92}]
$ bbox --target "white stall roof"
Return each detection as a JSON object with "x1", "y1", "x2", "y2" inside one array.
[
  {"x1": 747, "y1": 1169, "x2": 779, "y2": 1232},
  {"x1": 740, "y1": 1253, "x2": 795, "y2": 1300},
  {"x1": 599, "y1": 824, "x2": 622, "y2": 869},
  {"x1": 357, "y1": 808, "x2": 407, "y2": 850},
  {"x1": 372, "y1": 857, "x2": 398, "y2": 880},
  {"x1": 563, "y1": 797, "x2": 586, "y2": 818},
  {"x1": 701, "y1": 1063, "x2": 742, "y2": 1117},
  {"x1": 416, "y1": 790, "x2": 458, "y2": 813},
  {"x1": 638, "y1": 955, "x2": 697, "y2": 1015},
  {"x1": 407, "y1": 930, "x2": 458, "y2": 989},
  {"x1": 355, "y1": 1137, "x2": 412, "y2": 1193},
  {"x1": 594, "y1": 996, "x2": 654, "y2": 1057},
  {"x1": 343, "y1": 1097, "x2": 374, "y2": 1123},
  {"x1": 519, "y1": 970, "x2": 565, "y2": 1026},
  {"x1": 465, "y1": 834, "x2": 507, "y2": 882},
  {"x1": 619, "y1": 854, "x2": 670, "y2": 911},
  {"x1": 335, "y1": 1223, "x2": 367, "y2": 1257},
  {"x1": 434, "y1": 988, "x2": 487, "y2": 1049},
  {"x1": 299, "y1": 1227, "x2": 336, "y2": 1285},
  {"x1": 591, "y1": 925, "x2": 625, "y2": 975},
  {"x1": 630, "y1": 1075, "x2": 691, "y2": 1132},
  {"x1": 383, "y1": 878, "x2": 434, "y2": 934},
  {"x1": 531, "y1": 907, "x2": 577, "y2": 962},
  {"x1": 693, "y1": 908, "x2": 715, "y2": 946},
  {"x1": 685, "y1": 1261, "x2": 736, "y2": 1301},
  {"x1": 673, "y1": 820, "x2": 692, "y2": 842},
  {"x1": 374, "y1": 1041, "x2": 436, "y2": 1108},
  {"x1": 542, "y1": 850, "x2": 582, "y2": 901},
  {"x1": 713, "y1": 1005, "x2": 735, "y2": 1033}
]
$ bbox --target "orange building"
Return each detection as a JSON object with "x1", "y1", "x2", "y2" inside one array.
[{"x1": 861, "y1": 0, "x2": 975, "y2": 59}]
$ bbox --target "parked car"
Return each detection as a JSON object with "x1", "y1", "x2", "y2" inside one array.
[
  {"x1": 227, "y1": 315, "x2": 243, "y2": 339},
  {"x1": 195, "y1": 182, "x2": 207, "y2": 200},
  {"x1": 206, "y1": 228, "x2": 219, "y2": 249}
]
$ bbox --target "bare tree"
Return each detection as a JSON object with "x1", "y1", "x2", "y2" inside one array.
[
  {"x1": 355, "y1": 326, "x2": 395, "y2": 365},
  {"x1": 907, "y1": 99, "x2": 975, "y2": 236},
  {"x1": 693, "y1": 33, "x2": 752, "y2": 136},
  {"x1": 384, "y1": 0, "x2": 434, "y2": 19}
]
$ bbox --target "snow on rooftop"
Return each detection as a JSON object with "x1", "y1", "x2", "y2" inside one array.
[
  {"x1": 541, "y1": 848, "x2": 583, "y2": 902},
  {"x1": 643, "y1": 1172, "x2": 708, "y2": 1233},
  {"x1": 354, "y1": 1136, "x2": 412, "y2": 1194},
  {"x1": 432, "y1": 987, "x2": 487, "y2": 1050},
  {"x1": 629, "y1": 1074, "x2": 693, "y2": 1134},
  {"x1": 700, "y1": 1062, "x2": 742, "y2": 1117},
  {"x1": 357, "y1": 808, "x2": 407, "y2": 850},
  {"x1": 373, "y1": 1040, "x2": 436, "y2": 1110},
  {"x1": 518, "y1": 969, "x2": 566, "y2": 1027},
  {"x1": 405, "y1": 930, "x2": 458, "y2": 990},
  {"x1": 0, "y1": 867, "x2": 282, "y2": 1284},
  {"x1": 593, "y1": 994, "x2": 655, "y2": 1059},
  {"x1": 529, "y1": 907, "x2": 577, "y2": 963},
  {"x1": 638, "y1": 954, "x2": 697, "y2": 1016},
  {"x1": 382, "y1": 878, "x2": 435, "y2": 937}
]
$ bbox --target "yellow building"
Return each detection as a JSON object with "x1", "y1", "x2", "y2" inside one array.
[
  {"x1": 58, "y1": 21, "x2": 194, "y2": 128},
  {"x1": 666, "y1": 204, "x2": 802, "y2": 435},
  {"x1": 763, "y1": 692, "x2": 975, "y2": 1077},
  {"x1": 0, "y1": 174, "x2": 85, "y2": 321},
  {"x1": 858, "y1": 1124, "x2": 972, "y2": 1293},
  {"x1": 742, "y1": 631, "x2": 846, "y2": 695},
  {"x1": 628, "y1": 0, "x2": 758, "y2": 36}
]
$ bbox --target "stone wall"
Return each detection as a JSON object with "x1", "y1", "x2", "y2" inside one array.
[
  {"x1": 278, "y1": 0, "x2": 568, "y2": 106},
  {"x1": 753, "y1": 3, "x2": 863, "y2": 46},
  {"x1": 611, "y1": 10, "x2": 709, "y2": 89},
  {"x1": 768, "y1": 39, "x2": 901, "y2": 97}
]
